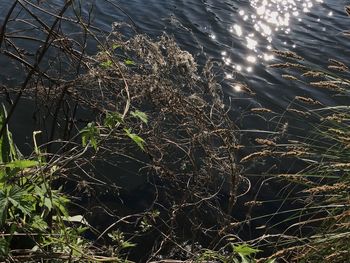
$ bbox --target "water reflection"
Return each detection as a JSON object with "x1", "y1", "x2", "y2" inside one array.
[{"x1": 223, "y1": 0, "x2": 324, "y2": 92}]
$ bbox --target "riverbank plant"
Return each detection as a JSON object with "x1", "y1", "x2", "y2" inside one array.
[
  {"x1": 0, "y1": 1, "x2": 246, "y2": 261},
  {"x1": 0, "y1": 1, "x2": 349, "y2": 262},
  {"x1": 237, "y1": 30, "x2": 350, "y2": 263},
  {"x1": 0, "y1": 106, "x2": 113, "y2": 262}
]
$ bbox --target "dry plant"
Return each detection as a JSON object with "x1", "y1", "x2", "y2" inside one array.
[
  {"x1": 0, "y1": 1, "x2": 250, "y2": 261},
  {"x1": 237, "y1": 7, "x2": 350, "y2": 262}
]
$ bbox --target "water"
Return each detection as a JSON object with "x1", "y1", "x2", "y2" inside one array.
[
  {"x1": 1, "y1": 0, "x2": 349, "y2": 109},
  {"x1": 90, "y1": 0, "x2": 350, "y2": 110},
  {"x1": 1, "y1": 1, "x2": 348, "y2": 189}
]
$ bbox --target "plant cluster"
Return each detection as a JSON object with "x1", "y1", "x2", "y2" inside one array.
[
  {"x1": 0, "y1": 1, "x2": 251, "y2": 262},
  {"x1": 0, "y1": 1, "x2": 349, "y2": 263},
  {"x1": 237, "y1": 13, "x2": 350, "y2": 261}
]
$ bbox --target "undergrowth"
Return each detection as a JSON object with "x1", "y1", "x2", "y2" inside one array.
[
  {"x1": 0, "y1": 1, "x2": 349, "y2": 263},
  {"x1": 238, "y1": 11, "x2": 350, "y2": 261}
]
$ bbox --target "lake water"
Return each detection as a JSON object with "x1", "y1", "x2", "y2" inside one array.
[
  {"x1": 1, "y1": 0, "x2": 349, "y2": 111},
  {"x1": 92, "y1": 0, "x2": 350, "y2": 110},
  {"x1": 1, "y1": 1, "x2": 348, "y2": 189}
]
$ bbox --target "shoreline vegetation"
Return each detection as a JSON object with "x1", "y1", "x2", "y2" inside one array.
[{"x1": 0, "y1": 1, "x2": 349, "y2": 262}]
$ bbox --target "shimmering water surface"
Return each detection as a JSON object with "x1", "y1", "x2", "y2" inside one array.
[
  {"x1": 1, "y1": 0, "x2": 349, "y2": 110},
  {"x1": 90, "y1": 0, "x2": 350, "y2": 110}
]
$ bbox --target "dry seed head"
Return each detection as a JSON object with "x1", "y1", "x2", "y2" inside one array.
[
  {"x1": 338, "y1": 136, "x2": 350, "y2": 144},
  {"x1": 281, "y1": 150, "x2": 307, "y2": 157},
  {"x1": 240, "y1": 150, "x2": 273, "y2": 163},
  {"x1": 328, "y1": 65, "x2": 349, "y2": 72},
  {"x1": 295, "y1": 96, "x2": 322, "y2": 105},
  {"x1": 241, "y1": 85, "x2": 256, "y2": 95},
  {"x1": 282, "y1": 74, "x2": 298, "y2": 81},
  {"x1": 329, "y1": 163, "x2": 350, "y2": 169},
  {"x1": 272, "y1": 50, "x2": 304, "y2": 61},
  {"x1": 323, "y1": 113, "x2": 348, "y2": 122},
  {"x1": 269, "y1": 63, "x2": 287, "y2": 69},
  {"x1": 302, "y1": 71, "x2": 325, "y2": 77},
  {"x1": 277, "y1": 173, "x2": 305, "y2": 181},
  {"x1": 329, "y1": 58, "x2": 348, "y2": 69},
  {"x1": 286, "y1": 145, "x2": 310, "y2": 153},
  {"x1": 244, "y1": 201, "x2": 263, "y2": 207},
  {"x1": 328, "y1": 128, "x2": 348, "y2": 136},
  {"x1": 345, "y1": 5, "x2": 350, "y2": 16},
  {"x1": 250, "y1": 107, "x2": 273, "y2": 113},
  {"x1": 234, "y1": 144, "x2": 245, "y2": 149},
  {"x1": 255, "y1": 138, "x2": 277, "y2": 147},
  {"x1": 281, "y1": 122, "x2": 289, "y2": 135},
  {"x1": 288, "y1": 108, "x2": 311, "y2": 117},
  {"x1": 269, "y1": 62, "x2": 307, "y2": 70},
  {"x1": 310, "y1": 81, "x2": 343, "y2": 91},
  {"x1": 304, "y1": 183, "x2": 348, "y2": 194}
]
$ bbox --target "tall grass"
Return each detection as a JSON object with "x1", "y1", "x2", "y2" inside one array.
[{"x1": 238, "y1": 28, "x2": 350, "y2": 262}]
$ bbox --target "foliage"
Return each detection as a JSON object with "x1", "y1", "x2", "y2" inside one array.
[
  {"x1": 196, "y1": 243, "x2": 270, "y2": 263},
  {"x1": 0, "y1": 106, "x2": 132, "y2": 262}
]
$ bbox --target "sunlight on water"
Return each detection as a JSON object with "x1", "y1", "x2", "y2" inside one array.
[{"x1": 223, "y1": 0, "x2": 324, "y2": 92}]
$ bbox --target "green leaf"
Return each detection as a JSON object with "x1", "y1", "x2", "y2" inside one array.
[
  {"x1": 100, "y1": 60, "x2": 113, "y2": 68},
  {"x1": 0, "y1": 238, "x2": 9, "y2": 257},
  {"x1": 43, "y1": 198, "x2": 52, "y2": 211},
  {"x1": 124, "y1": 59, "x2": 135, "y2": 66},
  {"x1": 4, "y1": 160, "x2": 38, "y2": 169},
  {"x1": 121, "y1": 240, "x2": 136, "y2": 249},
  {"x1": 238, "y1": 254, "x2": 251, "y2": 263},
  {"x1": 52, "y1": 192, "x2": 70, "y2": 217},
  {"x1": 233, "y1": 244, "x2": 261, "y2": 257},
  {"x1": 0, "y1": 105, "x2": 20, "y2": 180},
  {"x1": 124, "y1": 128, "x2": 145, "y2": 151},
  {"x1": 112, "y1": 44, "x2": 121, "y2": 49},
  {"x1": 104, "y1": 112, "x2": 123, "y2": 129},
  {"x1": 63, "y1": 215, "x2": 90, "y2": 226},
  {"x1": 8, "y1": 186, "x2": 32, "y2": 216},
  {"x1": 131, "y1": 110, "x2": 148, "y2": 124},
  {"x1": 81, "y1": 122, "x2": 100, "y2": 151},
  {"x1": 31, "y1": 215, "x2": 48, "y2": 231},
  {"x1": 0, "y1": 190, "x2": 9, "y2": 226},
  {"x1": 0, "y1": 186, "x2": 33, "y2": 224}
]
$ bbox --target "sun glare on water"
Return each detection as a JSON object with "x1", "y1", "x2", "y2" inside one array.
[{"x1": 222, "y1": 0, "x2": 324, "y2": 92}]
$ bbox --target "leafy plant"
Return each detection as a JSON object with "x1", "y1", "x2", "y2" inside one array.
[
  {"x1": 81, "y1": 122, "x2": 100, "y2": 151},
  {"x1": 100, "y1": 59, "x2": 113, "y2": 68},
  {"x1": 131, "y1": 110, "x2": 148, "y2": 124},
  {"x1": 124, "y1": 128, "x2": 145, "y2": 151},
  {"x1": 196, "y1": 243, "x2": 271, "y2": 263},
  {"x1": 0, "y1": 106, "x2": 92, "y2": 261}
]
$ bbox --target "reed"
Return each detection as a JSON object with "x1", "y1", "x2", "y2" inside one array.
[{"x1": 237, "y1": 8, "x2": 350, "y2": 260}]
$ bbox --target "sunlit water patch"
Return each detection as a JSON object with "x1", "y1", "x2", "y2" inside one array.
[
  {"x1": 222, "y1": 0, "x2": 336, "y2": 93},
  {"x1": 1, "y1": 0, "x2": 349, "y2": 107}
]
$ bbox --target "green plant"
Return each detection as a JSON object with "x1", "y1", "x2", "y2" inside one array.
[
  {"x1": 0, "y1": 106, "x2": 133, "y2": 262},
  {"x1": 196, "y1": 243, "x2": 274, "y2": 263}
]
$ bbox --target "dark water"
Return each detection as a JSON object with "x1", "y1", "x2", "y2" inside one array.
[
  {"x1": 1, "y1": 0, "x2": 349, "y2": 112},
  {"x1": 1, "y1": 1, "x2": 349, "y2": 182},
  {"x1": 0, "y1": 0, "x2": 348, "y2": 198},
  {"x1": 91, "y1": 0, "x2": 350, "y2": 110}
]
